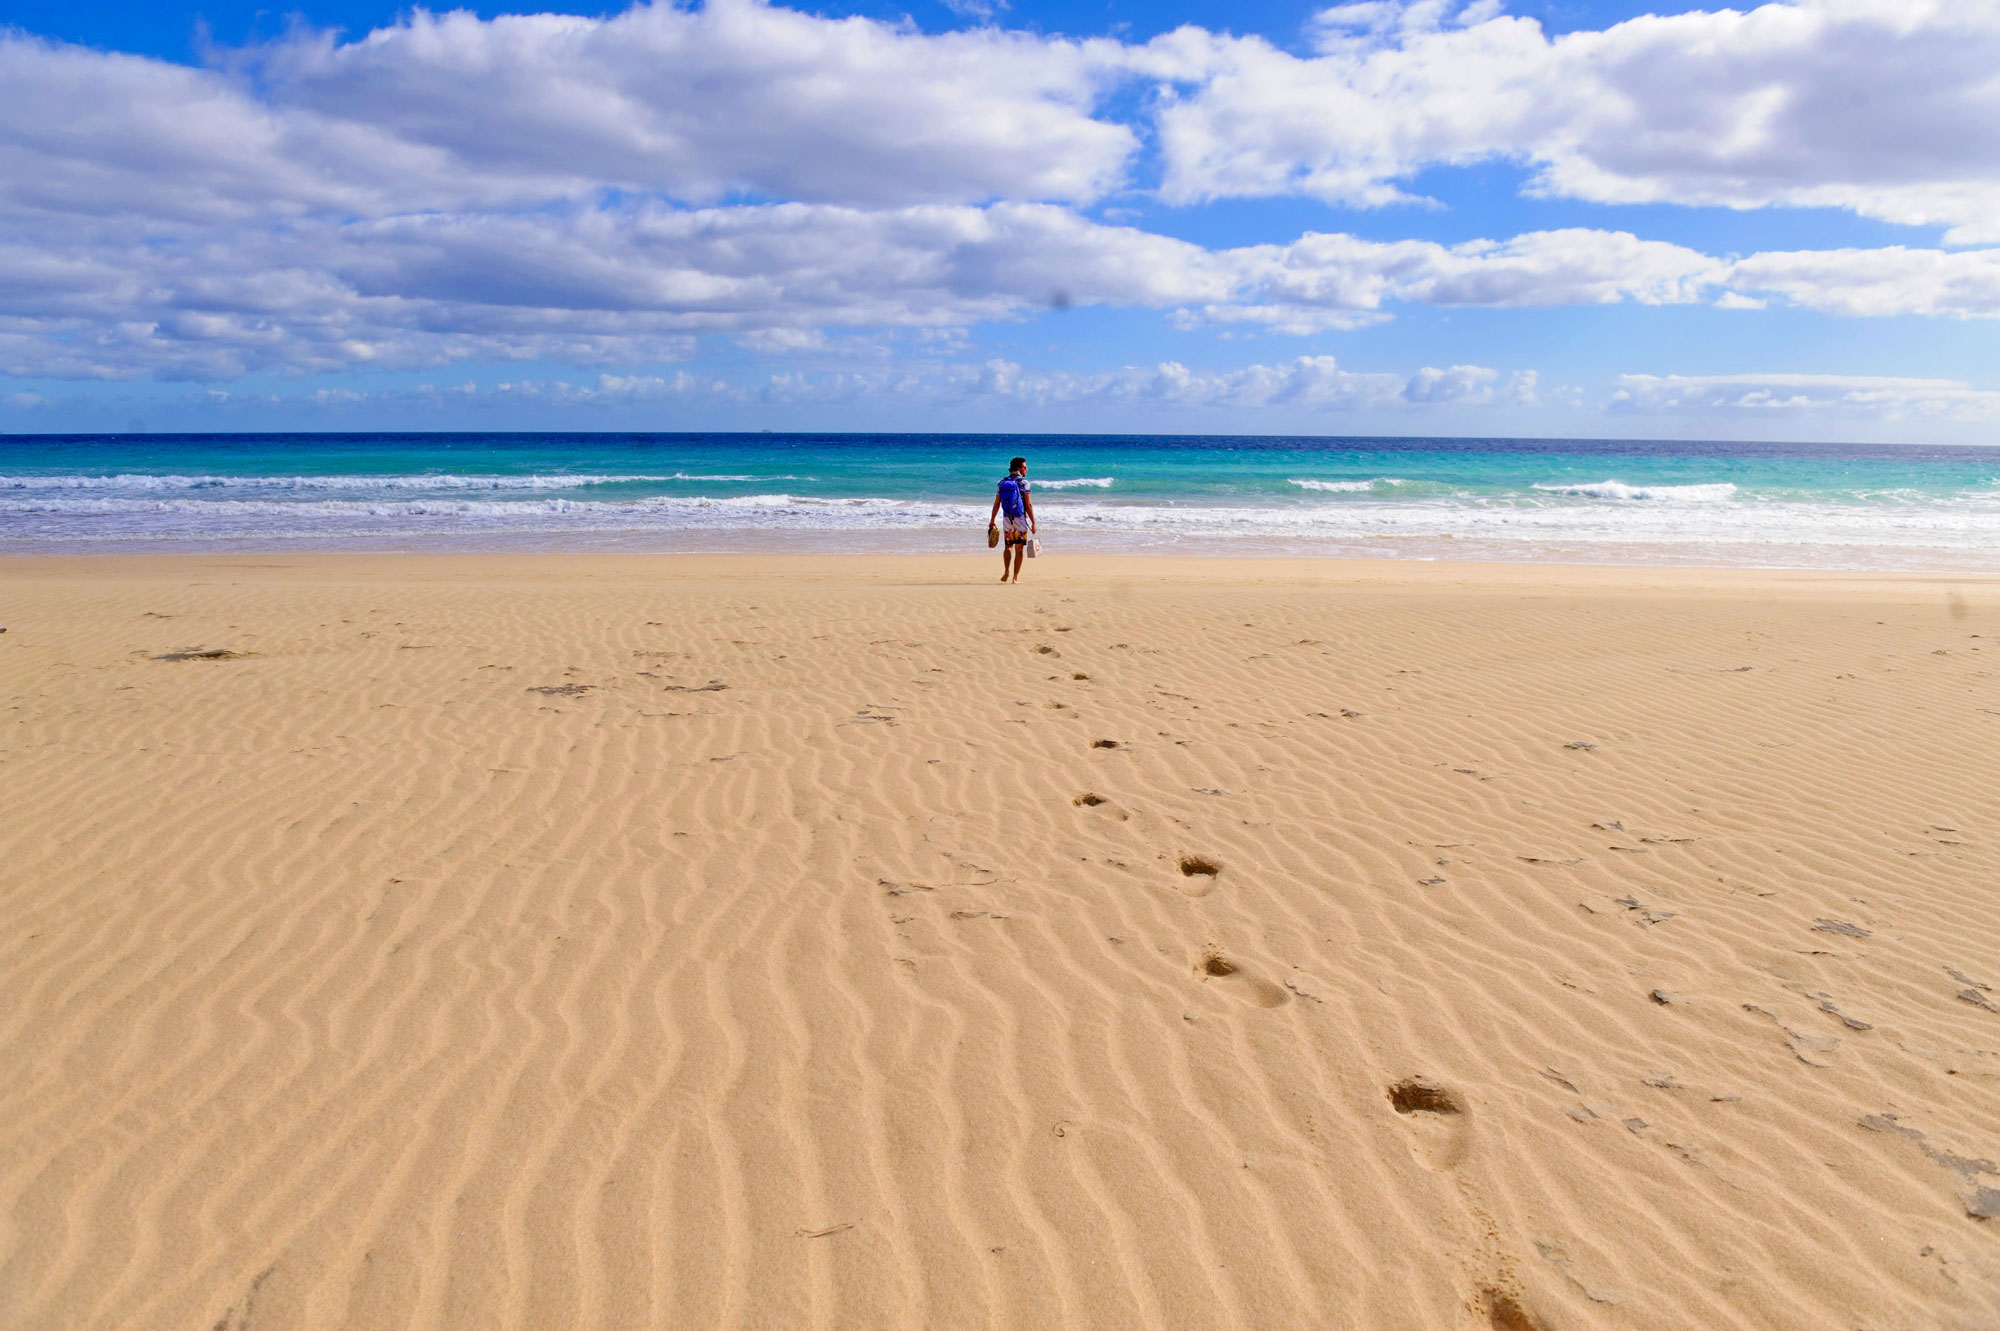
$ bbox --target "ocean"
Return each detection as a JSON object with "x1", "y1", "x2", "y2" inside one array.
[{"x1": 3, "y1": 432, "x2": 1998, "y2": 571}]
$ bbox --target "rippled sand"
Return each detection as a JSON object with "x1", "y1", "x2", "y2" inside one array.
[{"x1": 2, "y1": 554, "x2": 1997, "y2": 1329}]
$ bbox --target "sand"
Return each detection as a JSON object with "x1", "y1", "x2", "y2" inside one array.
[{"x1": 2, "y1": 552, "x2": 1998, "y2": 1330}]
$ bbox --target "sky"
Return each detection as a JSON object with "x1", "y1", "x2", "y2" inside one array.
[{"x1": 3, "y1": 0, "x2": 2000, "y2": 441}]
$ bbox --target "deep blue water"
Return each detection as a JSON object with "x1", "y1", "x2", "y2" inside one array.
[{"x1": 3, "y1": 432, "x2": 1998, "y2": 569}]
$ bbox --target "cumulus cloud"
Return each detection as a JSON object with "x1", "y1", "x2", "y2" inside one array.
[
  {"x1": 26, "y1": 354, "x2": 1529, "y2": 417},
  {"x1": 1725, "y1": 245, "x2": 2000, "y2": 317},
  {"x1": 586, "y1": 352, "x2": 1533, "y2": 411},
  {"x1": 49, "y1": 363, "x2": 2000, "y2": 427},
  {"x1": 0, "y1": 1, "x2": 1129, "y2": 227},
  {"x1": 1611, "y1": 372, "x2": 2000, "y2": 420},
  {"x1": 0, "y1": 203, "x2": 1214, "y2": 379},
  {"x1": 1199, "y1": 228, "x2": 1721, "y2": 331},
  {"x1": 1142, "y1": 0, "x2": 2000, "y2": 241},
  {"x1": 67, "y1": 363, "x2": 1995, "y2": 427},
  {"x1": 5, "y1": 2, "x2": 2000, "y2": 387},
  {"x1": 0, "y1": 197, "x2": 1740, "y2": 379},
  {"x1": 941, "y1": 354, "x2": 1523, "y2": 408},
  {"x1": 15, "y1": 1, "x2": 2000, "y2": 232},
  {"x1": 10, "y1": 181, "x2": 2000, "y2": 382},
  {"x1": 403, "y1": 355, "x2": 1525, "y2": 412},
  {"x1": 0, "y1": 37, "x2": 428, "y2": 226},
  {"x1": 263, "y1": 2, "x2": 1131, "y2": 207}
]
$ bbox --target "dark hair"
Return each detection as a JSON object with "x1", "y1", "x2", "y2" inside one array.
[{"x1": 1009, "y1": 456, "x2": 1027, "y2": 472}]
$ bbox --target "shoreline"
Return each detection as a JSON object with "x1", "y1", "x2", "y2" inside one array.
[
  {"x1": 7, "y1": 548, "x2": 2000, "y2": 595},
  {"x1": 9, "y1": 536, "x2": 2000, "y2": 577},
  {"x1": 13, "y1": 433, "x2": 2000, "y2": 576}
]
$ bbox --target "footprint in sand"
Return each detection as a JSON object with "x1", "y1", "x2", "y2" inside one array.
[
  {"x1": 1389, "y1": 1076, "x2": 1471, "y2": 1171},
  {"x1": 1072, "y1": 792, "x2": 1128, "y2": 820},
  {"x1": 1176, "y1": 854, "x2": 1221, "y2": 897},
  {"x1": 1479, "y1": 1286, "x2": 1550, "y2": 1331},
  {"x1": 1198, "y1": 950, "x2": 1289, "y2": 1007}
]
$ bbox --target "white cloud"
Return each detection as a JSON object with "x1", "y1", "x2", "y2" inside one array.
[
  {"x1": 11, "y1": 181, "x2": 2000, "y2": 381},
  {"x1": 475, "y1": 371, "x2": 744, "y2": 406},
  {"x1": 0, "y1": 202, "x2": 1221, "y2": 379},
  {"x1": 1401, "y1": 363, "x2": 1538, "y2": 405},
  {"x1": 940, "y1": 0, "x2": 1010, "y2": 21},
  {"x1": 0, "y1": 36, "x2": 491, "y2": 226},
  {"x1": 1143, "y1": 0, "x2": 2000, "y2": 241},
  {"x1": 949, "y1": 355, "x2": 1398, "y2": 407},
  {"x1": 45, "y1": 355, "x2": 1528, "y2": 416},
  {"x1": 0, "y1": 199, "x2": 1737, "y2": 379},
  {"x1": 5, "y1": 2, "x2": 2000, "y2": 386},
  {"x1": 0, "y1": 1, "x2": 1130, "y2": 227},
  {"x1": 1724, "y1": 245, "x2": 2000, "y2": 317},
  {"x1": 18, "y1": 1, "x2": 2000, "y2": 238},
  {"x1": 735, "y1": 328, "x2": 831, "y2": 354},
  {"x1": 1611, "y1": 372, "x2": 2000, "y2": 420},
  {"x1": 680, "y1": 352, "x2": 1528, "y2": 410},
  {"x1": 266, "y1": 1, "x2": 1138, "y2": 207},
  {"x1": 1198, "y1": 228, "x2": 1721, "y2": 331}
]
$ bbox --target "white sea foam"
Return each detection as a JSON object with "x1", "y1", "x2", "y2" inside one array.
[
  {"x1": 1532, "y1": 479, "x2": 1738, "y2": 501},
  {"x1": 1033, "y1": 477, "x2": 1113, "y2": 489},
  {"x1": 8, "y1": 477, "x2": 2000, "y2": 572},
  {"x1": 1288, "y1": 477, "x2": 1409, "y2": 492},
  {"x1": 7, "y1": 488, "x2": 1994, "y2": 545},
  {"x1": 0, "y1": 471, "x2": 776, "y2": 492},
  {"x1": 0, "y1": 493, "x2": 932, "y2": 520}
]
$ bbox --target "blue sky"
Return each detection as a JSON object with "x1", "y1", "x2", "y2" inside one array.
[{"x1": 4, "y1": 0, "x2": 2000, "y2": 441}]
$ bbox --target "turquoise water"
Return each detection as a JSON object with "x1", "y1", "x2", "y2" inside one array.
[{"x1": 3, "y1": 432, "x2": 1998, "y2": 570}]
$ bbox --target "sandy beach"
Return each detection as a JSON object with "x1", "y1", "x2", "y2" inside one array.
[{"x1": 2, "y1": 553, "x2": 1998, "y2": 1329}]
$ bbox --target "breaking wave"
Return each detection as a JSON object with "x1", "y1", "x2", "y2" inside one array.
[
  {"x1": 1289, "y1": 477, "x2": 1409, "y2": 492},
  {"x1": 1532, "y1": 479, "x2": 1738, "y2": 502},
  {"x1": 0, "y1": 472, "x2": 781, "y2": 492}
]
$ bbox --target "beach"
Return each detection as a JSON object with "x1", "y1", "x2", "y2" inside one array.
[{"x1": 2, "y1": 552, "x2": 1998, "y2": 1329}]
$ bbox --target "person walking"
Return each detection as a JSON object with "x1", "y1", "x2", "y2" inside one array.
[{"x1": 987, "y1": 456, "x2": 1036, "y2": 583}]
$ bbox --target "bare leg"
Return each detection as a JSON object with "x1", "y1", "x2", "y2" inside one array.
[
  {"x1": 1000, "y1": 543, "x2": 1012, "y2": 581},
  {"x1": 1009, "y1": 545, "x2": 1025, "y2": 582}
]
